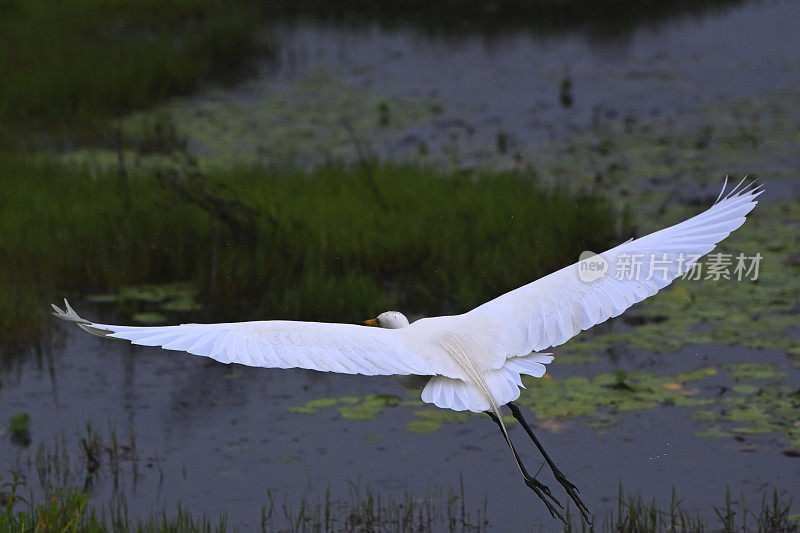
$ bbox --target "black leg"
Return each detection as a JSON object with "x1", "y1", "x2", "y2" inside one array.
[
  {"x1": 508, "y1": 402, "x2": 592, "y2": 524},
  {"x1": 485, "y1": 411, "x2": 566, "y2": 523}
]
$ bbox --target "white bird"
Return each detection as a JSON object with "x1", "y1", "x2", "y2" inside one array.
[{"x1": 52, "y1": 179, "x2": 762, "y2": 523}]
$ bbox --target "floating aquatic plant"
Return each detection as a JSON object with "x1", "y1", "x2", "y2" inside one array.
[{"x1": 289, "y1": 394, "x2": 408, "y2": 421}]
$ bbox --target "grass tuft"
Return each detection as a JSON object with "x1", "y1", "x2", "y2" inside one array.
[{"x1": 7, "y1": 413, "x2": 31, "y2": 448}]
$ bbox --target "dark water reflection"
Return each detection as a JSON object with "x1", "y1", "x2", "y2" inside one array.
[
  {"x1": 182, "y1": 0, "x2": 800, "y2": 172},
  {"x1": 270, "y1": 0, "x2": 745, "y2": 41},
  {"x1": 265, "y1": 0, "x2": 800, "y2": 142}
]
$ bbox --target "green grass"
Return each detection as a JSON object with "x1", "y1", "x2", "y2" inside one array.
[
  {"x1": 2, "y1": 468, "x2": 796, "y2": 532},
  {"x1": 1, "y1": 468, "x2": 486, "y2": 532},
  {"x1": 0, "y1": 470, "x2": 228, "y2": 532},
  {"x1": 565, "y1": 485, "x2": 799, "y2": 533},
  {"x1": 0, "y1": 154, "x2": 617, "y2": 349},
  {"x1": 0, "y1": 0, "x2": 265, "y2": 143}
]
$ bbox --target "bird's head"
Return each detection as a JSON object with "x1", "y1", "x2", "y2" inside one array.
[{"x1": 363, "y1": 311, "x2": 409, "y2": 329}]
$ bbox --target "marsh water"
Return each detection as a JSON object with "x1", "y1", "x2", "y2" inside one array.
[
  {"x1": 4, "y1": 1, "x2": 800, "y2": 530},
  {"x1": 6, "y1": 326, "x2": 799, "y2": 529},
  {"x1": 168, "y1": 1, "x2": 800, "y2": 171}
]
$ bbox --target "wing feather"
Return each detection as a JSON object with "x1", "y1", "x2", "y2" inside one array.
[
  {"x1": 51, "y1": 302, "x2": 451, "y2": 377},
  {"x1": 466, "y1": 180, "x2": 763, "y2": 357}
]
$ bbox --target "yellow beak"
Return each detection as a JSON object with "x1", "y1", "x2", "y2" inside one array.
[{"x1": 363, "y1": 318, "x2": 379, "y2": 327}]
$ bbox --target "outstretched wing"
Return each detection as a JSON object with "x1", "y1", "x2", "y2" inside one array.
[
  {"x1": 51, "y1": 301, "x2": 447, "y2": 377},
  {"x1": 466, "y1": 179, "x2": 763, "y2": 356}
]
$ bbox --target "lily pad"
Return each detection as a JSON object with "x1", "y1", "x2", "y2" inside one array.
[
  {"x1": 338, "y1": 395, "x2": 401, "y2": 420},
  {"x1": 731, "y1": 425, "x2": 774, "y2": 434},
  {"x1": 407, "y1": 421, "x2": 440, "y2": 434},
  {"x1": 691, "y1": 410, "x2": 719, "y2": 423},
  {"x1": 413, "y1": 409, "x2": 468, "y2": 424},
  {"x1": 161, "y1": 295, "x2": 202, "y2": 312},
  {"x1": 724, "y1": 363, "x2": 788, "y2": 381},
  {"x1": 732, "y1": 384, "x2": 760, "y2": 395},
  {"x1": 85, "y1": 283, "x2": 201, "y2": 316},
  {"x1": 695, "y1": 427, "x2": 732, "y2": 439},
  {"x1": 85, "y1": 293, "x2": 118, "y2": 303},
  {"x1": 132, "y1": 312, "x2": 167, "y2": 324},
  {"x1": 289, "y1": 397, "x2": 339, "y2": 415}
]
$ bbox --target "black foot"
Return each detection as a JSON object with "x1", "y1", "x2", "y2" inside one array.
[
  {"x1": 524, "y1": 476, "x2": 565, "y2": 524},
  {"x1": 506, "y1": 403, "x2": 592, "y2": 525},
  {"x1": 553, "y1": 468, "x2": 591, "y2": 524}
]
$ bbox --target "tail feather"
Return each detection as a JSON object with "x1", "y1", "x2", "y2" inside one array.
[{"x1": 421, "y1": 353, "x2": 554, "y2": 412}]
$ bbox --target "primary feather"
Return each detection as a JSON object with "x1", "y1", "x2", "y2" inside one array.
[
  {"x1": 465, "y1": 178, "x2": 763, "y2": 357},
  {"x1": 53, "y1": 179, "x2": 762, "y2": 414},
  {"x1": 51, "y1": 300, "x2": 456, "y2": 377}
]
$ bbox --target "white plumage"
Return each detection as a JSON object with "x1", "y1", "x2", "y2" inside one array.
[{"x1": 52, "y1": 179, "x2": 762, "y2": 417}]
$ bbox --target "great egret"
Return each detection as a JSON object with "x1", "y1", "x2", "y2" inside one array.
[{"x1": 52, "y1": 179, "x2": 762, "y2": 523}]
